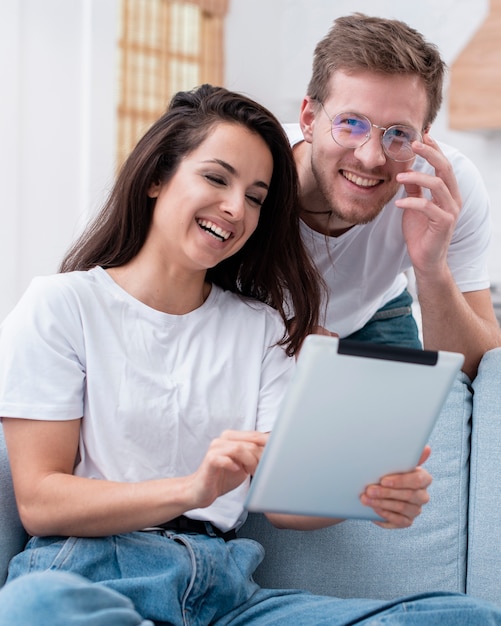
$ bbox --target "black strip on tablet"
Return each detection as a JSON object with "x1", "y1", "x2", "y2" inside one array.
[{"x1": 338, "y1": 339, "x2": 438, "y2": 366}]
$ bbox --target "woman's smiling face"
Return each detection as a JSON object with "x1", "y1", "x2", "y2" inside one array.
[{"x1": 146, "y1": 122, "x2": 274, "y2": 273}]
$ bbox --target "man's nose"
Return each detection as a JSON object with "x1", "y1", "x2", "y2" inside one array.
[{"x1": 353, "y1": 131, "x2": 387, "y2": 168}]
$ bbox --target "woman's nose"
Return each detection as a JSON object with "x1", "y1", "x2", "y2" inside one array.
[{"x1": 221, "y1": 193, "x2": 245, "y2": 219}]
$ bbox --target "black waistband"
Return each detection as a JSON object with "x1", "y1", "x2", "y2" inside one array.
[{"x1": 156, "y1": 515, "x2": 236, "y2": 542}]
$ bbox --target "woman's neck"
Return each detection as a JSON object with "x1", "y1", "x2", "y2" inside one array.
[{"x1": 106, "y1": 262, "x2": 211, "y2": 315}]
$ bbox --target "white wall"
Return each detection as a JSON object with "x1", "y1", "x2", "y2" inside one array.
[
  {"x1": 225, "y1": 0, "x2": 490, "y2": 119},
  {"x1": 1, "y1": 0, "x2": 500, "y2": 322},
  {"x1": 0, "y1": 0, "x2": 119, "y2": 321}
]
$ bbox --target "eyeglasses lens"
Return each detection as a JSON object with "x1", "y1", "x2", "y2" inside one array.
[
  {"x1": 331, "y1": 114, "x2": 370, "y2": 147},
  {"x1": 382, "y1": 127, "x2": 420, "y2": 161}
]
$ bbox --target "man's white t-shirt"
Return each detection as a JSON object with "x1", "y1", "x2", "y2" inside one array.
[
  {"x1": 0, "y1": 267, "x2": 294, "y2": 531},
  {"x1": 285, "y1": 124, "x2": 492, "y2": 337}
]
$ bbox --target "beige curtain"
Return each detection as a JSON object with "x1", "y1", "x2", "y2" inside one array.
[
  {"x1": 117, "y1": 0, "x2": 227, "y2": 167},
  {"x1": 184, "y1": 0, "x2": 229, "y2": 16}
]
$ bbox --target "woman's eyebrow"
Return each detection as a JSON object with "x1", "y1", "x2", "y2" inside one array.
[{"x1": 204, "y1": 158, "x2": 269, "y2": 190}]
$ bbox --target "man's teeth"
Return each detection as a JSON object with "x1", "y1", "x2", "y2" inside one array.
[
  {"x1": 343, "y1": 171, "x2": 379, "y2": 187},
  {"x1": 198, "y1": 219, "x2": 231, "y2": 241}
]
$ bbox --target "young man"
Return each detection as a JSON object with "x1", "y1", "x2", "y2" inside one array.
[{"x1": 289, "y1": 13, "x2": 501, "y2": 379}]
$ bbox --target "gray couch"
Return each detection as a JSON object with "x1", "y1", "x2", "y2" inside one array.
[{"x1": 1, "y1": 348, "x2": 501, "y2": 606}]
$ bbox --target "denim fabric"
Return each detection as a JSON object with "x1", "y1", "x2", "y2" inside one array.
[
  {"x1": 1, "y1": 531, "x2": 501, "y2": 625},
  {"x1": 346, "y1": 289, "x2": 422, "y2": 349},
  {"x1": 0, "y1": 570, "x2": 152, "y2": 626}
]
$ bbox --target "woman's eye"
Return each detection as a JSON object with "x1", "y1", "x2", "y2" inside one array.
[
  {"x1": 246, "y1": 195, "x2": 264, "y2": 207},
  {"x1": 205, "y1": 174, "x2": 226, "y2": 185}
]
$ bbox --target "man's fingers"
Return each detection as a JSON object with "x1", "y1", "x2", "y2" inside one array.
[{"x1": 417, "y1": 445, "x2": 431, "y2": 466}]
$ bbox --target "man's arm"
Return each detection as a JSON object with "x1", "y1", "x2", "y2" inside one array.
[
  {"x1": 396, "y1": 136, "x2": 501, "y2": 379},
  {"x1": 418, "y1": 283, "x2": 499, "y2": 380}
]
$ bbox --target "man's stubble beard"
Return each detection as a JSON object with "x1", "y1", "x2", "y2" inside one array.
[{"x1": 310, "y1": 158, "x2": 400, "y2": 228}]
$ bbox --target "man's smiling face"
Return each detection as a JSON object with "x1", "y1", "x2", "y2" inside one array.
[{"x1": 301, "y1": 70, "x2": 428, "y2": 234}]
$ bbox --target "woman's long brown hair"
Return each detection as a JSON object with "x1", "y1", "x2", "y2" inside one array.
[{"x1": 60, "y1": 84, "x2": 323, "y2": 356}]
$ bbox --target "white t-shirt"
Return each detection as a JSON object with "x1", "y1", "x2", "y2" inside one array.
[
  {"x1": 0, "y1": 267, "x2": 294, "y2": 531},
  {"x1": 285, "y1": 124, "x2": 492, "y2": 337}
]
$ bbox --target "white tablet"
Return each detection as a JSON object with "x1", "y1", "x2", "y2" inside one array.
[{"x1": 245, "y1": 335, "x2": 464, "y2": 521}]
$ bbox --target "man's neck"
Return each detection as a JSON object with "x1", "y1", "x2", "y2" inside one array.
[
  {"x1": 293, "y1": 139, "x2": 354, "y2": 237},
  {"x1": 300, "y1": 208, "x2": 355, "y2": 237}
]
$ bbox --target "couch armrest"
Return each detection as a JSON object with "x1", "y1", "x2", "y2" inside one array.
[
  {"x1": 0, "y1": 424, "x2": 28, "y2": 587},
  {"x1": 467, "y1": 347, "x2": 501, "y2": 604}
]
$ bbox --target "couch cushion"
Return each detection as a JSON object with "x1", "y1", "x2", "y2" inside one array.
[
  {"x1": 467, "y1": 347, "x2": 501, "y2": 605},
  {"x1": 238, "y1": 371, "x2": 472, "y2": 599},
  {"x1": 0, "y1": 424, "x2": 28, "y2": 586}
]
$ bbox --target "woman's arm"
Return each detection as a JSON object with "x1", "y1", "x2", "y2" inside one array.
[{"x1": 3, "y1": 418, "x2": 267, "y2": 537}]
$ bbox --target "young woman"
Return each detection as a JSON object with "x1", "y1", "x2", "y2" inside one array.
[{"x1": 0, "y1": 84, "x2": 496, "y2": 625}]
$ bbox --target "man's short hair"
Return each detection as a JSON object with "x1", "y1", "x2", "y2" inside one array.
[{"x1": 307, "y1": 13, "x2": 446, "y2": 128}]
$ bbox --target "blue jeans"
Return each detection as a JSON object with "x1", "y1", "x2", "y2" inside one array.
[
  {"x1": 346, "y1": 289, "x2": 422, "y2": 349},
  {"x1": 1, "y1": 531, "x2": 500, "y2": 625}
]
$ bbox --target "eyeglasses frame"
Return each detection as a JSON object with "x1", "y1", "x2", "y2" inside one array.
[{"x1": 317, "y1": 101, "x2": 423, "y2": 163}]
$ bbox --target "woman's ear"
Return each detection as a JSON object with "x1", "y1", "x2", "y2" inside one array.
[{"x1": 147, "y1": 182, "x2": 161, "y2": 198}]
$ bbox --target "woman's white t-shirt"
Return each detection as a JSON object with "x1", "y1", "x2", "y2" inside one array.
[{"x1": 0, "y1": 267, "x2": 294, "y2": 531}]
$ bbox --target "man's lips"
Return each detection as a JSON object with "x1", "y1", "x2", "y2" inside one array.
[{"x1": 342, "y1": 170, "x2": 382, "y2": 188}]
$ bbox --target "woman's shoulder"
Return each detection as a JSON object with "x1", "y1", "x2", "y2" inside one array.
[
  {"x1": 7, "y1": 268, "x2": 102, "y2": 321},
  {"x1": 28, "y1": 268, "x2": 94, "y2": 289}
]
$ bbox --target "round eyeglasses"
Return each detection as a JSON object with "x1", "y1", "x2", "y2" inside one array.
[{"x1": 319, "y1": 105, "x2": 422, "y2": 162}]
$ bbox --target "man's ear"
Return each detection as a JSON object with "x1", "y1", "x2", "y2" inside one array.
[{"x1": 299, "y1": 97, "x2": 317, "y2": 143}]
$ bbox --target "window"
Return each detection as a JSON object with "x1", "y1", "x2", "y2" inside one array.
[{"x1": 117, "y1": 0, "x2": 228, "y2": 166}]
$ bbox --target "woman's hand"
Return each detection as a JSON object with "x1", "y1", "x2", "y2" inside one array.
[{"x1": 188, "y1": 430, "x2": 269, "y2": 508}]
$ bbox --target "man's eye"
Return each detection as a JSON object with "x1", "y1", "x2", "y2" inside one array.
[
  {"x1": 346, "y1": 119, "x2": 367, "y2": 132},
  {"x1": 345, "y1": 118, "x2": 361, "y2": 127},
  {"x1": 387, "y1": 126, "x2": 417, "y2": 142},
  {"x1": 335, "y1": 116, "x2": 368, "y2": 136},
  {"x1": 387, "y1": 128, "x2": 406, "y2": 139}
]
